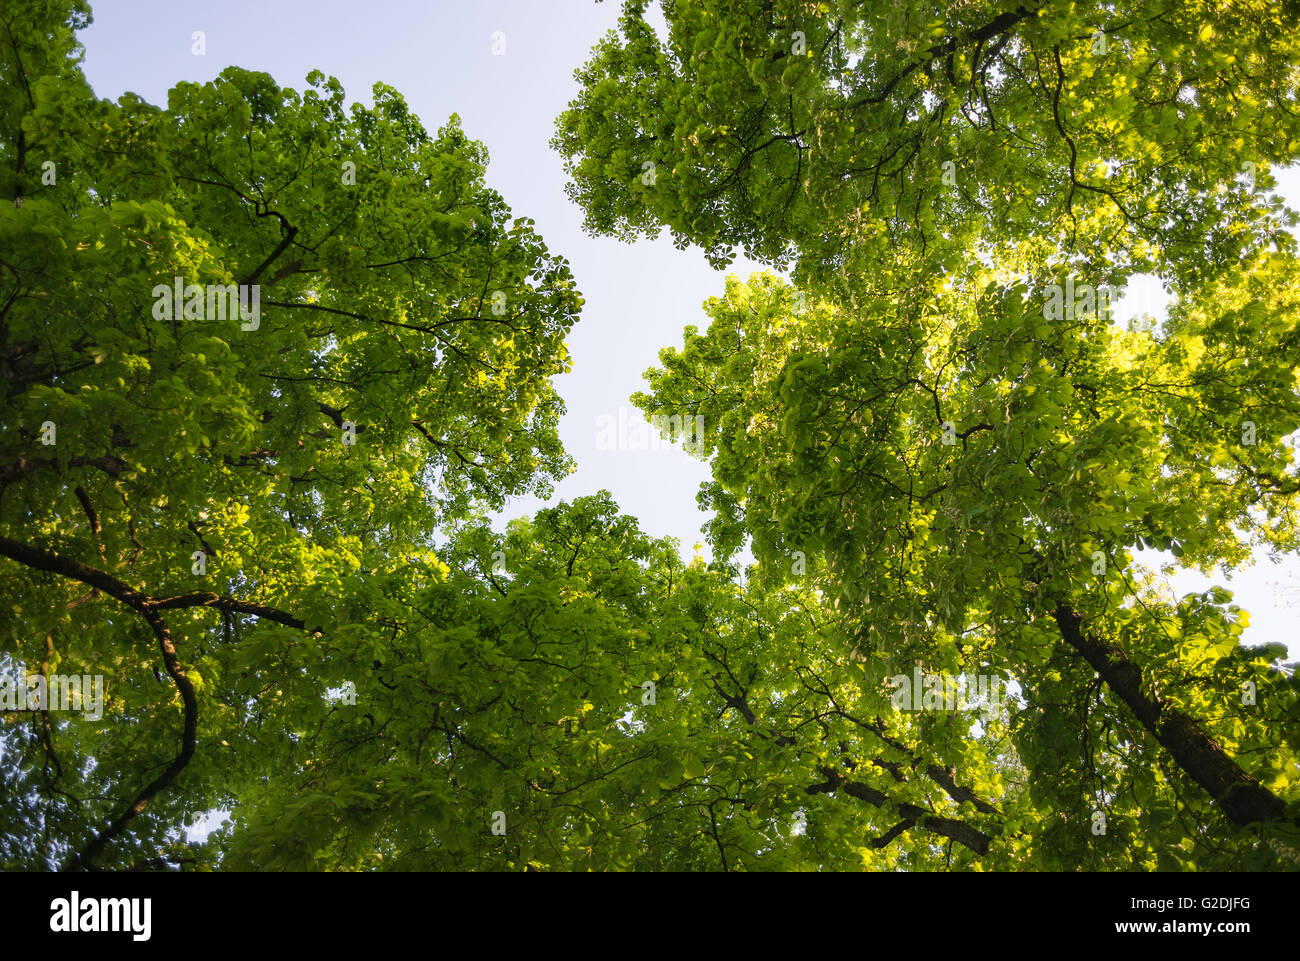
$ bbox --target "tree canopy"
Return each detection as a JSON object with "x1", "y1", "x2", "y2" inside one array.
[
  {"x1": 1, "y1": 0, "x2": 581, "y2": 868},
  {"x1": 557, "y1": 0, "x2": 1300, "y2": 868},
  {"x1": 1, "y1": 0, "x2": 1298, "y2": 871}
]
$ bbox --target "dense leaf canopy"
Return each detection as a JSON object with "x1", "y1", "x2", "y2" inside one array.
[
  {"x1": 1, "y1": 0, "x2": 1298, "y2": 871},
  {"x1": 559, "y1": 0, "x2": 1300, "y2": 868}
]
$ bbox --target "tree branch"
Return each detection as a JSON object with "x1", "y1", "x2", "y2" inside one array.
[
  {"x1": 1053, "y1": 602, "x2": 1290, "y2": 826},
  {"x1": 66, "y1": 604, "x2": 197, "y2": 870},
  {"x1": 807, "y1": 766, "x2": 992, "y2": 855}
]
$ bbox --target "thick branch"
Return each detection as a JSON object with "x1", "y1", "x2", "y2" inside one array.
[
  {"x1": 240, "y1": 209, "x2": 299, "y2": 286},
  {"x1": 1053, "y1": 603, "x2": 1289, "y2": 826},
  {"x1": 0, "y1": 453, "x2": 130, "y2": 483},
  {"x1": 849, "y1": 5, "x2": 1039, "y2": 110},
  {"x1": 67, "y1": 605, "x2": 198, "y2": 870},
  {"x1": 0, "y1": 535, "x2": 308, "y2": 629},
  {"x1": 807, "y1": 767, "x2": 992, "y2": 855},
  {"x1": 0, "y1": 534, "x2": 310, "y2": 867}
]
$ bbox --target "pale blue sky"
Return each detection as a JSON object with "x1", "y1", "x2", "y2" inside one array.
[{"x1": 79, "y1": 1, "x2": 1298, "y2": 656}]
